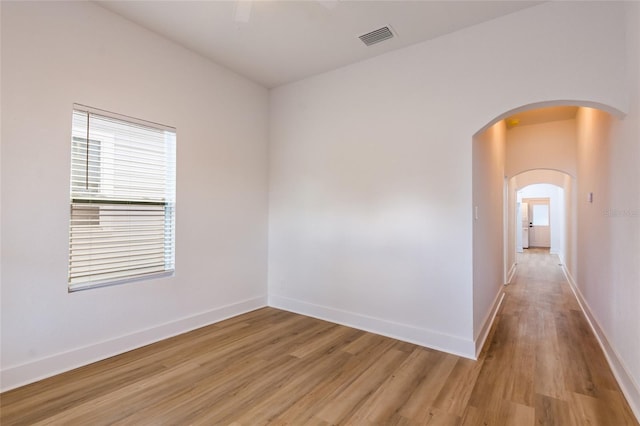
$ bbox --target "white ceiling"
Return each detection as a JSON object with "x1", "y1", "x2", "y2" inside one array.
[{"x1": 96, "y1": 0, "x2": 542, "y2": 88}]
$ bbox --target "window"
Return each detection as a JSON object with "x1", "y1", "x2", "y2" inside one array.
[
  {"x1": 532, "y1": 204, "x2": 549, "y2": 226},
  {"x1": 68, "y1": 105, "x2": 176, "y2": 291}
]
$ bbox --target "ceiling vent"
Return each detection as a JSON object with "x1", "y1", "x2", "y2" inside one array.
[{"x1": 359, "y1": 26, "x2": 394, "y2": 46}]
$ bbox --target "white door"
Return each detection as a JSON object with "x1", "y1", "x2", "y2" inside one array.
[
  {"x1": 527, "y1": 199, "x2": 550, "y2": 248},
  {"x1": 521, "y1": 202, "x2": 529, "y2": 249}
]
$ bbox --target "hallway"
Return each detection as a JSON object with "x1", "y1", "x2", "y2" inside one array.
[{"x1": 468, "y1": 248, "x2": 638, "y2": 424}]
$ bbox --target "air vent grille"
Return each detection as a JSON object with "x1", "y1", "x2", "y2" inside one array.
[{"x1": 359, "y1": 26, "x2": 394, "y2": 46}]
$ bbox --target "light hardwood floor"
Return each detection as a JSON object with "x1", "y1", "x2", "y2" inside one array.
[{"x1": 1, "y1": 249, "x2": 637, "y2": 425}]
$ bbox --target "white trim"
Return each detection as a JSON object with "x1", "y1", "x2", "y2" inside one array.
[
  {"x1": 268, "y1": 294, "x2": 476, "y2": 359},
  {"x1": 474, "y1": 290, "x2": 505, "y2": 358},
  {"x1": 561, "y1": 264, "x2": 577, "y2": 289},
  {"x1": 68, "y1": 270, "x2": 175, "y2": 293},
  {"x1": 562, "y1": 266, "x2": 640, "y2": 422},
  {"x1": 73, "y1": 103, "x2": 176, "y2": 132},
  {"x1": 0, "y1": 296, "x2": 267, "y2": 392},
  {"x1": 506, "y1": 262, "x2": 517, "y2": 284}
]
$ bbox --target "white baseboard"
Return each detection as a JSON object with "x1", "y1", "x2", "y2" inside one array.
[
  {"x1": 474, "y1": 289, "x2": 505, "y2": 358},
  {"x1": 507, "y1": 263, "x2": 517, "y2": 284},
  {"x1": 268, "y1": 294, "x2": 476, "y2": 359},
  {"x1": 562, "y1": 265, "x2": 577, "y2": 288},
  {"x1": 0, "y1": 296, "x2": 268, "y2": 392},
  {"x1": 562, "y1": 266, "x2": 640, "y2": 422}
]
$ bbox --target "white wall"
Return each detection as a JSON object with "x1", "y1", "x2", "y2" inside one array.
[
  {"x1": 268, "y1": 1, "x2": 629, "y2": 359},
  {"x1": 472, "y1": 122, "x2": 506, "y2": 353},
  {"x1": 506, "y1": 119, "x2": 577, "y2": 178},
  {"x1": 564, "y1": 173, "x2": 578, "y2": 281},
  {"x1": 1, "y1": 1, "x2": 269, "y2": 390},
  {"x1": 570, "y1": 6, "x2": 640, "y2": 414},
  {"x1": 575, "y1": 101, "x2": 640, "y2": 415}
]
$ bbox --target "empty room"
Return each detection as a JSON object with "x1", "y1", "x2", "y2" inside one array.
[{"x1": 1, "y1": 1, "x2": 639, "y2": 424}]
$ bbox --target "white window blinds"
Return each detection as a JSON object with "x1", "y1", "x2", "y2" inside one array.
[{"x1": 69, "y1": 105, "x2": 176, "y2": 291}]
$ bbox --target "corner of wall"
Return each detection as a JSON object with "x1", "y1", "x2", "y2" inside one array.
[
  {"x1": 0, "y1": 296, "x2": 268, "y2": 392},
  {"x1": 474, "y1": 289, "x2": 505, "y2": 358},
  {"x1": 269, "y1": 294, "x2": 477, "y2": 360}
]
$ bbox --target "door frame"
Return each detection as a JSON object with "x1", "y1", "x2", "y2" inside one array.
[{"x1": 523, "y1": 197, "x2": 551, "y2": 248}]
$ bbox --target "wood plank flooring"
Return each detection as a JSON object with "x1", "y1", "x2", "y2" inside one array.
[{"x1": 1, "y1": 249, "x2": 637, "y2": 425}]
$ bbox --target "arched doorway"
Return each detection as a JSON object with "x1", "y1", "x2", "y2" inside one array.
[
  {"x1": 471, "y1": 102, "x2": 619, "y2": 355},
  {"x1": 508, "y1": 170, "x2": 574, "y2": 284}
]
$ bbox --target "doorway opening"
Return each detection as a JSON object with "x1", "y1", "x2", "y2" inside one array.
[
  {"x1": 520, "y1": 195, "x2": 551, "y2": 249},
  {"x1": 509, "y1": 173, "x2": 573, "y2": 273},
  {"x1": 471, "y1": 101, "x2": 620, "y2": 353}
]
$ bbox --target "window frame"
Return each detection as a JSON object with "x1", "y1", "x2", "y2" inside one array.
[{"x1": 68, "y1": 104, "x2": 176, "y2": 292}]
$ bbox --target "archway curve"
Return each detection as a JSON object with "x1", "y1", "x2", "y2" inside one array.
[
  {"x1": 518, "y1": 181, "x2": 564, "y2": 195},
  {"x1": 472, "y1": 100, "x2": 620, "y2": 356},
  {"x1": 473, "y1": 99, "x2": 625, "y2": 137},
  {"x1": 514, "y1": 181, "x2": 567, "y2": 253},
  {"x1": 511, "y1": 168, "x2": 574, "y2": 184},
  {"x1": 507, "y1": 169, "x2": 575, "y2": 281}
]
